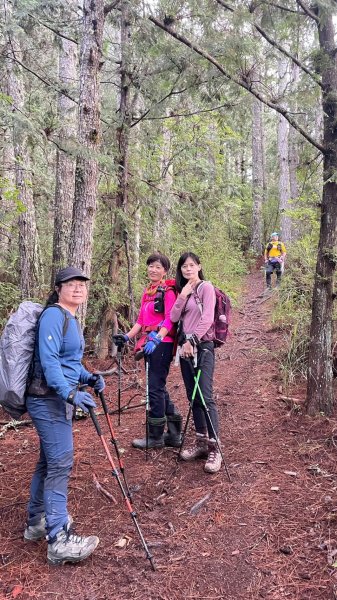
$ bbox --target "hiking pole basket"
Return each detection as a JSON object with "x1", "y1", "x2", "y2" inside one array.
[{"x1": 88, "y1": 406, "x2": 156, "y2": 571}]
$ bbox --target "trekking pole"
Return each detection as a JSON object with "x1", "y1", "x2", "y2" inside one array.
[
  {"x1": 145, "y1": 357, "x2": 150, "y2": 462},
  {"x1": 88, "y1": 406, "x2": 156, "y2": 571},
  {"x1": 178, "y1": 367, "x2": 201, "y2": 459},
  {"x1": 187, "y1": 357, "x2": 231, "y2": 482},
  {"x1": 98, "y1": 391, "x2": 132, "y2": 501},
  {"x1": 116, "y1": 338, "x2": 123, "y2": 426}
]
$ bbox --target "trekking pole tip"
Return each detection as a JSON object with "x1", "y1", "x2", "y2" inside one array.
[{"x1": 148, "y1": 555, "x2": 156, "y2": 571}]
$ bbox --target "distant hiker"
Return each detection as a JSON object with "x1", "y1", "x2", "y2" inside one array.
[
  {"x1": 24, "y1": 266, "x2": 105, "y2": 566},
  {"x1": 170, "y1": 252, "x2": 222, "y2": 474},
  {"x1": 119, "y1": 252, "x2": 182, "y2": 449},
  {"x1": 264, "y1": 232, "x2": 287, "y2": 289}
]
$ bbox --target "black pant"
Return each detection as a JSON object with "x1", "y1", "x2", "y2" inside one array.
[
  {"x1": 266, "y1": 260, "x2": 281, "y2": 287},
  {"x1": 180, "y1": 342, "x2": 219, "y2": 438},
  {"x1": 147, "y1": 342, "x2": 176, "y2": 419}
]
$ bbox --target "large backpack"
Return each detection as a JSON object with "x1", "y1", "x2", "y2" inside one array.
[
  {"x1": 0, "y1": 302, "x2": 69, "y2": 420},
  {"x1": 195, "y1": 282, "x2": 231, "y2": 347}
]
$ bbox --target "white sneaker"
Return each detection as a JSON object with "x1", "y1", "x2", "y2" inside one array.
[
  {"x1": 24, "y1": 514, "x2": 46, "y2": 541},
  {"x1": 47, "y1": 526, "x2": 99, "y2": 566}
]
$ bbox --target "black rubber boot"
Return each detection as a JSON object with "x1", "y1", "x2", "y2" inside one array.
[
  {"x1": 132, "y1": 417, "x2": 166, "y2": 449},
  {"x1": 164, "y1": 414, "x2": 183, "y2": 448}
]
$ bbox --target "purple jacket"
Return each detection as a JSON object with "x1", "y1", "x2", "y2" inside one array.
[{"x1": 170, "y1": 281, "x2": 215, "y2": 341}]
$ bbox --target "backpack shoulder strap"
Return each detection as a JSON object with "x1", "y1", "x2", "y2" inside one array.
[
  {"x1": 43, "y1": 304, "x2": 71, "y2": 336},
  {"x1": 193, "y1": 281, "x2": 206, "y2": 314}
]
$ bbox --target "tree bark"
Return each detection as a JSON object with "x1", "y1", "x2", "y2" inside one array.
[
  {"x1": 68, "y1": 0, "x2": 104, "y2": 317},
  {"x1": 305, "y1": 7, "x2": 337, "y2": 415},
  {"x1": 51, "y1": 30, "x2": 77, "y2": 285}
]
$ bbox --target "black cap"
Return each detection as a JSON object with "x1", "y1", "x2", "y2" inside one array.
[{"x1": 55, "y1": 266, "x2": 90, "y2": 285}]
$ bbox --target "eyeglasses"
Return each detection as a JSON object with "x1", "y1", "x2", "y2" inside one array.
[{"x1": 62, "y1": 281, "x2": 87, "y2": 290}]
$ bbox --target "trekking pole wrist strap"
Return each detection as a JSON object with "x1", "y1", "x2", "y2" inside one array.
[{"x1": 185, "y1": 333, "x2": 199, "y2": 347}]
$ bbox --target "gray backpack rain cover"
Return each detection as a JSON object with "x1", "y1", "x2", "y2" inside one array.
[{"x1": 0, "y1": 301, "x2": 43, "y2": 419}]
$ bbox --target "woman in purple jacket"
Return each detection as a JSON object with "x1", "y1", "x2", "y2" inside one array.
[{"x1": 170, "y1": 252, "x2": 222, "y2": 474}]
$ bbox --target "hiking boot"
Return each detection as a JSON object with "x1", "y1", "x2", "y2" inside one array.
[
  {"x1": 164, "y1": 414, "x2": 183, "y2": 448},
  {"x1": 132, "y1": 416, "x2": 166, "y2": 449},
  {"x1": 24, "y1": 514, "x2": 73, "y2": 542},
  {"x1": 204, "y1": 439, "x2": 222, "y2": 474},
  {"x1": 24, "y1": 514, "x2": 46, "y2": 542},
  {"x1": 180, "y1": 433, "x2": 208, "y2": 461},
  {"x1": 47, "y1": 525, "x2": 99, "y2": 566}
]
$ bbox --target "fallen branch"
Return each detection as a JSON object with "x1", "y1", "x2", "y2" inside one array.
[
  {"x1": 277, "y1": 395, "x2": 304, "y2": 403},
  {"x1": 93, "y1": 472, "x2": 117, "y2": 504},
  {"x1": 248, "y1": 531, "x2": 268, "y2": 551},
  {"x1": 189, "y1": 492, "x2": 211, "y2": 515},
  {"x1": 0, "y1": 419, "x2": 32, "y2": 438}
]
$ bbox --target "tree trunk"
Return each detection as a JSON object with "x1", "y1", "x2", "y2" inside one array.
[
  {"x1": 68, "y1": 0, "x2": 104, "y2": 317},
  {"x1": 51, "y1": 31, "x2": 77, "y2": 285},
  {"x1": 0, "y1": 126, "x2": 15, "y2": 263},
  {"x1": 277, "y1": 56, "x2": 292, "y2": 244},
  {"x1": 154, "y1": 108, "x2": 173, "y2": 243},
  {"x1": 96, "y1": 0, "x2": 131, "y2": 359},
  {"x1": 288, "y1": 61, "x2": 300, "y2": 240},
  {"x1": 5, "y1": 4, "x2": 41, "y2": 298},
  {"x1": 251, "y1": 97, "x2": 264, "y2": 253},
  {"x1": 305, "y1": 9, "x2": 337, "y2": 416}
]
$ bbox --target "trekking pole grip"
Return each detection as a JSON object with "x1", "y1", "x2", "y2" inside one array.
[
  {"x1": 99, "y1": 391, "x2": 108, "y2": 414},
  {"x1": 89, "y1": 406, "x2": 102, "y2": 436}
]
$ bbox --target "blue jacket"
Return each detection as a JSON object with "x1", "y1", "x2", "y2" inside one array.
[{"x1": 35, "y1": 306, "x2": 91, "y2": 401}]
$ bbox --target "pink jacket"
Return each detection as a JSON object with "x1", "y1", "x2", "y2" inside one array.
[
  {"x1": 170, "y1": 281, "x2": 215, "y2": 341},
  {"x1": 136, "y1": 286, "x2": 176, "y2": 343}
]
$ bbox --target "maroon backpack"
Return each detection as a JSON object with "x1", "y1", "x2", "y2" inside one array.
[{"x1": 195, "y1": 282, "x2": 231, "y2": 347}]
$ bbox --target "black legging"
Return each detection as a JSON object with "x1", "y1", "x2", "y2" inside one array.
[
  {"x1": 266, "y1": 260, "x2": 282, "y2": 286},
  {"x1": 180, "y1": 342, "x2": 219, "y2": 438}
]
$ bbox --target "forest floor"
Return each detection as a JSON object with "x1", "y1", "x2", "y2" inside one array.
[{"x1": 1, "y1": 269, "x2": 337, "y2": 600}]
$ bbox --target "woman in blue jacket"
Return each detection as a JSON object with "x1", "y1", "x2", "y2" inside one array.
[{"x1": 24, "y1": 267, "x2": 104, "y2": 566}]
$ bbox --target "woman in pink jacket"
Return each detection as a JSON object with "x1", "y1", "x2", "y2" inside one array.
[
  {"x1": 124, "y1": 253, "x2": 181, "y2": 449},
  {"x1": 170, "y1": 252, "x2": 222, "y2": 474}
]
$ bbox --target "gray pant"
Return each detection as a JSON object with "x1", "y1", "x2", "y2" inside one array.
[{"x1": 180, "y1": 342, "x2": 219, "y2": 438}]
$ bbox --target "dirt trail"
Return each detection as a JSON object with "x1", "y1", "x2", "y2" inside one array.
[{"x1": 1, "y1": 270, "x2": 337, "y2": 600}]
